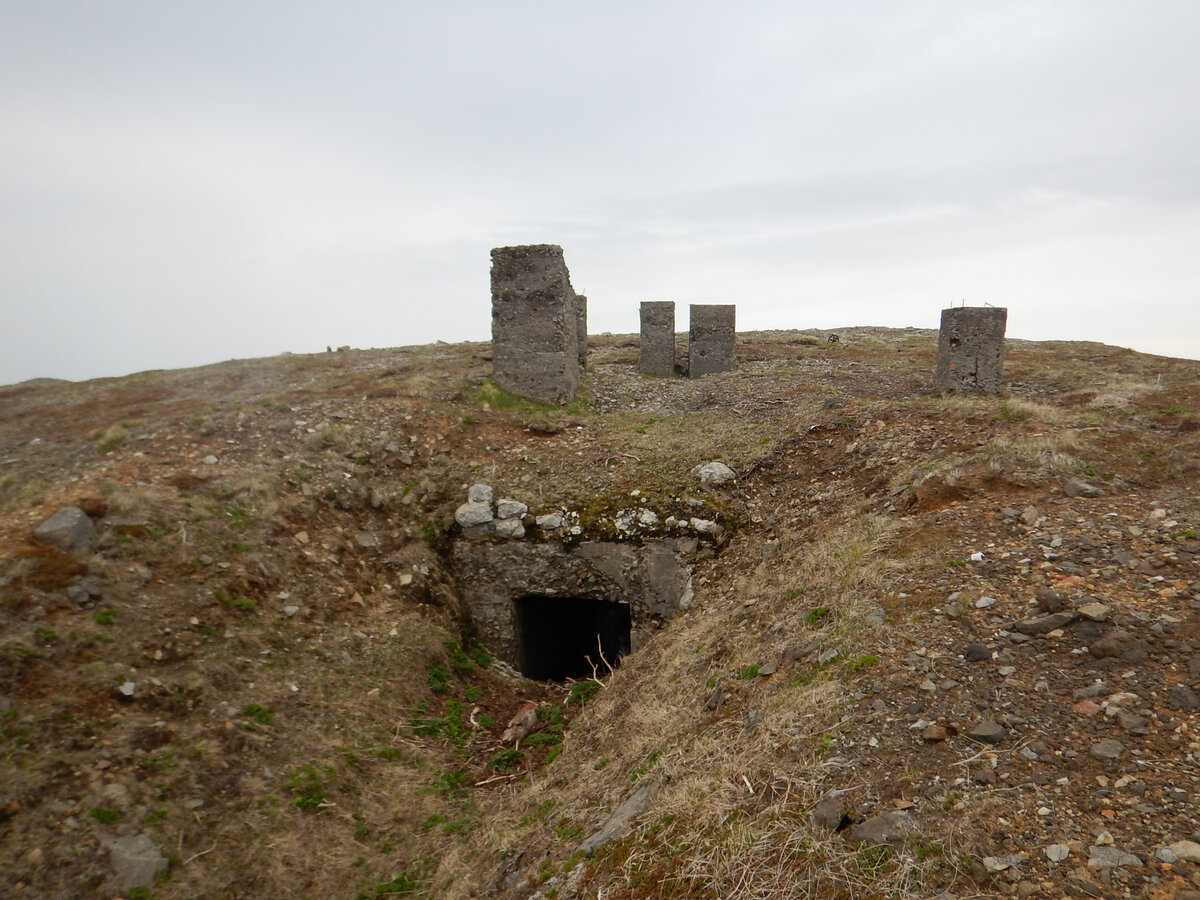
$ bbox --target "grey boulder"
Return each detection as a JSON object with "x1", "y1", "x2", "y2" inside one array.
[{"x1": 33, "y1": 506, "x2": 96, "y2": 554}]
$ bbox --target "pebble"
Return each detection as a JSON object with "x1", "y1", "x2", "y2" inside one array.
[
  {"x1": 964, "y1": 643, "x2": 991, "y2": 661},
  {"x1": 983, "y1": 855, "x2": 1023, "y2": 873},
  {"x1": 1045, "y1": 844, "x2": 1071, "y2": 863},
  {"x1": 1169, "y1": 840, "x2": 1200, "y2": 863},
  {"x1": 975, "y1": 596, "x2": 997, "y2": 609},
  {"x1": 1076, "y1": 602, "x2": 1111, "y2": 622},
  {"x1": 966, "y1": 718, "x2": 1007, "y2": 743},
  {"x1": 1089, "y1": 740, "x2": 1125, "y2": 759},
  {"x1": 1087, "y1": 845, "x2": 1143, "y2": 869}
]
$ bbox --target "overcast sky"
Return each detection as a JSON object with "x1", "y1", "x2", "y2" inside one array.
[{"x1": 3, "y1": 2, "x2": 1198, "y2": 386}]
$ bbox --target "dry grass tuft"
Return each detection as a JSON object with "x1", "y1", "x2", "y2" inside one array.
[{"x1": 982, "y1": 431, "x2": 1090, "y2": 479}]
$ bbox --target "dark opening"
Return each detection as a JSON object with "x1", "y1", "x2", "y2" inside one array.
[{"x1": 514, "y1": 595, "x2": 632, "y2": 681}]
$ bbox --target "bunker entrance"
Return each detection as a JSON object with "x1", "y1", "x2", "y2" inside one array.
[{"x1": 514, "y1": 595, "x2": 632, "y2": 681}]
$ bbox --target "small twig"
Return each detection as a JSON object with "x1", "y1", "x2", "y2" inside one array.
[
  {"x1": 741, "y1": 774, "x2": 754, "y2": 795},
  {"x1": 182, "y1": 843, "x2": 217, "y2": 866},
  {"x1": 603, "y1": 453, "x2": 641, "y2": 466},
  {"x1": 475, "y1": 773, "x2": 520, "y2": 787}
]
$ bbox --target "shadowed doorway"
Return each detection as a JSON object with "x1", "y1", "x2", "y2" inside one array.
[{"x1": 514, "y1": 595, "x2": 632, "y2": 680}]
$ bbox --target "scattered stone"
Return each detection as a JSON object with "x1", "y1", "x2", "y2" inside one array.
[
  {"x1": 691, "y1": 461, "x2": 736, "y2": 486},
  {"x1": 1033, "y1": 588, "x2": 1065, "y2": 612},
  {"x1": 535, "y1": 513, "x2": 564, "y2": 530},
  {"x1": 1072, "y1": 699, "x2": 1102, "y2": 716},
  {"x1": 109, "y1": 833, "x2": 169, "y2": 889},
  {"x1": 1014, "y1": 611, "x2": 1079, "y2": 635},
  {"x1": 455, "y1": 502, "x2": 494, "y2": 528},
  {"x1": 1090, "y1": 629, "x2": 1144, "y2": 660},
  {"x1": 1089, "y1": 740, "x2": 1125, "y2": 760},
  {"x1": 283, "y1": 606, "x2": 299, "y2": 617},
  {"x1": 356, "y1": 533, "x2": 378, "y2": 548},
  {"x1": 1167, "y1": 685, "x2": 1199, "y2": 710},
  {"x1": 1020, "y1": 506, "x2": 1040, "y2": 526},
  {"x1": 1064, "y1": 478, "x2": 1106, "y2": 499},
  {"x1": 922, "y1": 724, "x2": 953, "y2": 742},
  {"x1": 966, "y1": 719, "x2": 1007, "y2": 743},
  {"x1": 964, "y1": 643, "x2": 992, "y2": 661},
  {"x1": 975, "y1": 596, "x2": 997, "y2": 609},
  {"x1": 689, "y1": 518, "x2": 719, "y2": 535},
  {"x1": 1045, "y1": 844, "x2": 1071, "y2": 863},
  {"x1": 1074, "y1": 682, "x2": 1107, "y2": 699},
  {"x1": 32, "y1": 506, "x2": 96, "y2": 554},
  {"x1": 851, "y1": 811, "x2": 915, "y2": 846},
  {"x1": 810, "y1": 795, "x2": 845, "y2": 831},
  {"x1": 578, "y1": 777, "x2": 666, "y2": 856},
  {"x1": 117, "y1": 682, "x2": 136, "y2": 698},
  {"x1": 1169, "y1": 840, "x2": 1200, "y2": 863},
  {"x1": 1076, "y1": 602, "x2": 1112, "y2": 622},
  {"x1": 983, "y1": 855, "x2": 1023, "y2": 873},
  {"x1": 1087, "y1": 845, "x2": 1143, "y2": 870},
  {"x1": 1114, "y1": 710, "x2": 1148, "y2": 734}
]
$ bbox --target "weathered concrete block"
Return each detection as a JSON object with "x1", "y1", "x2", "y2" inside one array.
[
  {"x1": 491, "y1": 245, "x2": 580, "y2": 405},
  {"x1": 575, "y1": 294, "x2": 588, "y2": 369},
  {"x1": 688, "y1": 304, "x2": 736, "y2": 377},
  {"x1": 639, "y1": 301, "x2": 676, "y2": 376},
  {"x1": 934, "y1": 306, "x2": 1007, "y2": 392}
]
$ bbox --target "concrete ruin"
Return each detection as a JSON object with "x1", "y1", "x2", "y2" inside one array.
[
  {"x1": 452, "y1": 538, "x2": 696, "y2": 680},
  {"x1": 934, "y1": 306, "x2": 1008, "y2": 392},
  {"x1": 639, "y1": 301, "x2": 677, "y2": 377},
  {"x1": 575, "y1": 294, "x2": 589, "y2": 370},
  {"x1": 688, "y1": 304, "x2": 736, "y2": 377},
  {"x1": 490, "y1": 244, "x2": 581, "y2": 405}
]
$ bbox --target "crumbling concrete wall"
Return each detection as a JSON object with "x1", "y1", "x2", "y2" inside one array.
[
  {"x1": 934, "y1": 306, "x2": 1008, "y2": 392},
  {"x1": 491, "y1": 245, "x2": 580, "y2": 405},
  {"x1": 639, "y1": 301, "x2": 676, "y2": 376},
  {"x1": 451, "y1": 537, "x2": 696, "y2": 667},
  {"x1": 575, "y1": 294, "x2": 588, "y2": 370},
  {"x1": 688, "y1": 304, "x2": 736, "y2": 377}
]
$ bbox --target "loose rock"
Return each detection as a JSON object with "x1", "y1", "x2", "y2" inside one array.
[
  {"x1": 691, "y1": 461, "x2": 736, "y2": 486},
  {"x1": 851, "y1": 811, "x2": 914, "y2": 846},
  {"x1": 109, "y1": 833, "x2": 169, "y2": 889},
  {"x1": 1089, "y1": 740, "x2": 1125, "y2": 760},
  {"x1": 1064, "y1": 478, "x2": 1106, "y2": 498},
  {"x1": 966, "y1": 719, "x2": 1007, "y2": 743},
  {"x1": 32, "y1": 506, "x2": 96, "y2": 554}
]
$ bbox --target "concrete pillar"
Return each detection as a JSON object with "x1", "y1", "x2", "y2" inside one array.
[
  {"x1": 934, "y1": 306, "x2": 1007, "y2": 392},
  {"x1": 575, "y1": 295, "x2": 588, "y2": 370},
  {"x1": 490, "y1": 245, "x2": 580, "y2": 405},
  {"x1": 639, "y1": 301, "x2": 676, "y2": 376},
  {"x1": 688, "y1": 304, "x2": 736, "y2": 377}
]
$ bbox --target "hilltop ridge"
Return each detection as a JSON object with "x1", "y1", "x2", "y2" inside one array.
[{"x1": 2, "y1": 329, "x2": 1199, "y2": 899}]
